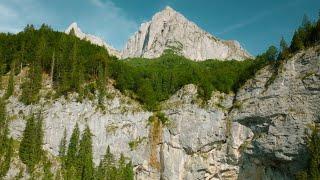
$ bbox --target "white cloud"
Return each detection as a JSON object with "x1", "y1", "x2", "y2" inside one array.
[{"x1": 90, "y1": 0, "x2": 105, "y2": 8}]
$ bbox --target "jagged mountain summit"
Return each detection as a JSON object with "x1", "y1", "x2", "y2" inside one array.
[
  {"x1": 122, "y1": 6, "x2": 253, "y2": 61},
  {"x1": 65, "y1": 22, "x2": 121, "y2": 58}
]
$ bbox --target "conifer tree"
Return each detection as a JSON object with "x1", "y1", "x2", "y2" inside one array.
[
  {"x1": 0, "y1": 47, "x2": 4, "y2": 90},
  {"x1": 0, "y1": 138, "x2": 13, "y2": 177},
  {"x1": 20, "y1": 61, "x2": 42, "y2": 105},
  {"x1": 97, "y1": 63, "x2": 107, "y2": 109},
  {"x1": 43, "y1": 157, "x2": 54, "y2": 180},
  {"x1": 35, "y1": 112, "x2": 44, "y2": 161},
  {"x1": 123, "y1": 161, "x2": 134, "y2": 180},
  {"x1": 96, "y1": 146, "x2": 116, "y2": 180},
  {"x1": 278, "y1": 37, "x2": 289, "y2": 60},
  {"x1": 77, "y1": 125, "x2": 94, "y2": 180},
  {"x1": 308, "y1": 126, "x2": 320, "y2": 179},
  {"x1": 0, "y1": 99, "x2": 13, "y2": 178},
  {"x1": 59, "y1": 128, "x2": 67, "y2": 158},
  {"x1": 19, "y1": 112, "x2": 44, "y2": 172},
  {"x1": 19, "y1": 114, "x2": 37, "y2": 171},
  {"x1": 291, "y1": 31, "x2": 305, "y2": 52},
  {"x1": 118, "y1": 153, "x2": 126, "y2": 179},
  {"x1": 65, "y1": 123, "x2": 80, "y2": 177},
  {"x1": 265, "y1": 46, "x2": 278, "y2": 62},
  {"x1": 4, "y1": 62, "x2": 15, "y2": 99}
]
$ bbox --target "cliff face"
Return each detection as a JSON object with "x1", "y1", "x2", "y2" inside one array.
[
  {"x1": 122, "y1": 6, "x2": 253, "y2": 61},
  {"x1": 5, "y1": 46, "x2": 320, "y2": 179}
]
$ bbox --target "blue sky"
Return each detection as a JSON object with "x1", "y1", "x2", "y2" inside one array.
[{"x1": 0, "y1": 0, "x2": 319, "y2": 55}]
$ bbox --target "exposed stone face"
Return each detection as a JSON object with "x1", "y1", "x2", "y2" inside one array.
[
  {"x1": 65, "y1": 22, "x2": 121, "y2": 58},
  {"x1": 230, "y1": 46, "x2": 320, "y2": 179},
  {"x1": 5, "y1": 46, "x2": 320, "y2": 179},
  {"x1": 122, "y1": 6, "x2": 253, "y2": 61}
]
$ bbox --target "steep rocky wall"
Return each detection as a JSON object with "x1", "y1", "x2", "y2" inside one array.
[
  {"x1": 231, "y1": 45, "x2": 320, "y2": 179},
  {"x1": 5, "y1": 45, "x2": 320, "y2": 179}
]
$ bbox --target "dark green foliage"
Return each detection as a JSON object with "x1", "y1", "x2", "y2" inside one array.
[
  {"x1": 65, "y1": 123, "x2": 80, "y2": 178},
  {"x1": 291, "y1": 31, "x2": 305, "y2": 52},
  {"x1": 0, "y1": 24, "x2": 111, "y2": 103},
  {"x1": 4, "y1": 62, "x2": 15, "y2": 99},
  {"x1": 123, "y1": 161, "x2": 134, "y2": 180},
  {"x1": 19, "y1": 112, "x2": 44, "y2": 172},
  {"x1": 0, "y1": 99, "x2": 13, "y2": 178},
  {"x1": 96, "y1": 147, "x2": 134, "y2": 180},
  {"x1": 278, "y1": 37, "x2": 290, "y2": 60},
  {"x1": 265, "y1": 46, "x2": 278, "y2": 62},
  {"x1": 296, "y1": 125, "x2": 320, "y2": 180},
  {"x1": 308, "y1": 126, "x2": 320, "y2": 179},
  {"x1": 20, "y1": 61, "x2": 42, "y2": 104},
  {"x1": 96, "y1": 146, "x2": 116, "y2": 180},
  {"x1": 108, "y1": 54, "x2": 265, "y2": 110},
  {"x1": 287, "y1": 14, "x2": 320, "y2": 55},
  {"x1": 59, "y1": 129, "x2": 67, "y2": 159},
  {"x1": 43, "y1": 158, "x2": 54, "y2": 180},
  {"x1": 20, "y1": 35, "x2": 44, "y2": 104},
  {"x1": 96, "y1": 59, "x2": 107, "y2": 110},
  {"x1": 77, "y1": 125, "x2": 94, "y2": 180},
  {"x1": 0, "y1": 138, "x2": 13, "y2": 177},
  {"x1": 0, "y1": 47, "x2": 4, "y2": 90}
]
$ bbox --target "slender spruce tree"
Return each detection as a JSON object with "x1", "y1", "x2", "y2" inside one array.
[
  {"x1": 0, "y1": 99, "x2": 13, "y2": 178},
  {"x1": 77, "y1": 125, "x2": 94, "y2": 180},
  {"x1": 65, "y1": 123, "x2": 80, "y2": 178},
  {"x1": 4, "y1": 61, "x2": 15, "y2": 99},
  {"x1": 96, "y1": 146, "x2": 116, "y2": 180},
  {"x1": 308, "y1": 126, "x2": 320, "y2": 179},
  {"x1": 19, "y1": 114, "x2": 37, "y2": 172}
]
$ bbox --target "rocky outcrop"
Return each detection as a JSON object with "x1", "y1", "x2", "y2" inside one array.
[
  {"x1": 122, "y1": 6, "x2": 253, "y2": 61},
  {"x1": 230, "y1": 45, "x2": 320, "y2": 179},
  {"x1": 65, "y1": 22, "x2": 121, "y2": 58},
  {"x1": 5, "y1": 46, "x2": 320, "y2": 179}
]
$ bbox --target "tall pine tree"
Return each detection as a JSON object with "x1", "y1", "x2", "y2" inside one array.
[
  {"x1": 96, "y1": 146, "x2": 116, "y2": 180},
  {"x1": 19, "y1": 112, "x2": 44, "y2": 172},
  {"x1": 20, "y1": 61, "x2": 42, "y2": 105},
  {"x1": 308, "y1": 125, "x2": 320, "y2": 179},
  {"x1": 4, "y1": 61, "x2": 15, "y2": 99},
  {"x1": 65, "y1": 123, "x2": 80, "y2": 178},
  {"x1": 291, "y1": 31, "x2": 305, "y2": 52},
  {"x1": 77, "y1": 125, "x2": 94, "y2": 180},
  {"x1": 0, "y1": 99, "x2": 13, "y2": 178}
]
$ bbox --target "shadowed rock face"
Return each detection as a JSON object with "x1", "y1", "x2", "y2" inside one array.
[
  {"x1": 5, "y1": 46, "x2": 320, "y2": 179},
  {"x1": 122, "y1": 6, "x2": 253, "y2": 61}
]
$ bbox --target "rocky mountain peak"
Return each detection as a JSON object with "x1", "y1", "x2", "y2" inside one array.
[
  {"x1": 158, "y1": 6, "x2": 178, "y2": 16},
  {"x1": 65, "y1": 22, "x2": 121, "y2": 58},
  {"x1": 65, "y1": 22, "x2": 85, "y2": 38},
  {"x1": 122, "y1": 7, "x2": 253, "y2": 61}
]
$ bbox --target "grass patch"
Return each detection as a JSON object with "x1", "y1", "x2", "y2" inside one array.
[{"x1": 128, "y1": 137, "x2": 147, "y2": 151}]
